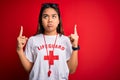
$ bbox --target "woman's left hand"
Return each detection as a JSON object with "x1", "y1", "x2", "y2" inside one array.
[{"x1": 69, "y1": 24, "x2": 79, "y2": 47}]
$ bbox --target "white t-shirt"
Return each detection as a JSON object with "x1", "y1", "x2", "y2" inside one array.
[{"x1": 24, "y1": 34, "x2": 72, "y2": 80}]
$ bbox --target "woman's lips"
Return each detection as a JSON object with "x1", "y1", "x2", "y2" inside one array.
[{"x1": 47, "y1": 24, "x2": 53, "y2": 27}]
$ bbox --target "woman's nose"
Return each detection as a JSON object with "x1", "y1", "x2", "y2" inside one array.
[{"x1": 48, "y1": 17, "x2": 52, "y2": 22}]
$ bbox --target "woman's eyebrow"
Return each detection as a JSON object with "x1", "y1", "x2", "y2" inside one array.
[
  {"x1": 42, "y1": 14, "x2": 57, "y2": 16},
  {"x1": 52, "y1": 14, "x2": 57, "y2": 16},
  {"x1": 42, "y1": 14, "x2": 48, "y2": 16}
]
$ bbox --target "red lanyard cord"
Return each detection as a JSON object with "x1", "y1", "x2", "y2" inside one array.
[{"x1": 43, "y1": 34, "x2": 58, "y2": 69}]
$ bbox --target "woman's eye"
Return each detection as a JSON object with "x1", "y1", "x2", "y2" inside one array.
[
  {"x1": 52, "y1": 15, "x2": 56, "y2": 18},
  {"x1": 43, "y1": 15, "x2": 48, "y2": 19}
]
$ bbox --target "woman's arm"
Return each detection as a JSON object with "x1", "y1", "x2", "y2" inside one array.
[
  {"x1": 67, "y1": 50, "x2": 78, "y2": 74},
  {"x1": 67, "y1": 25, "x2": 79, "y2": 74},
  {"x1": 16, "y1": 26, "x2": 33, "y2": 73},
  {"x1": 17, "y1": 49, "x2": 33, "y2": 73}
]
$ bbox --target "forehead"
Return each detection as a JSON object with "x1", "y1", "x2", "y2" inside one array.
[{"x1": 42, "y1": 8, "x2": 58, "y2": 15}]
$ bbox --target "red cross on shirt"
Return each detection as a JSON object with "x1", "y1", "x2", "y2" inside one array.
[{"x1": 44, "y1": 51, "x2": 59, "y2": 65}]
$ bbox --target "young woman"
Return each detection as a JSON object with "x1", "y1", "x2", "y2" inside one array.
[{"x1": 17, "y1": 3, "x2": 79, "y2": 80}]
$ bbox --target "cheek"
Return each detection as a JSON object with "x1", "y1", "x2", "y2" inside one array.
[
  {"x1": 54, "y1": 19, "x2": 60, "y2": 25},
  {"x1": 42, "y1": 19, "x2": 47, "y2": 26}
]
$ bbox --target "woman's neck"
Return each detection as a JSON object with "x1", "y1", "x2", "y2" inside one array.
[{"x1": 44, "y1": 31, "x2": 58, "y2": 36}]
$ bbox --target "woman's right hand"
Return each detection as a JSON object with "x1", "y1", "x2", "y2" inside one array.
[{"x1": 17, "y1": 26, "x2": 28, "y2": 51}]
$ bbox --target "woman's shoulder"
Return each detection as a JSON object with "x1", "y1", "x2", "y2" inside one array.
[
  {"x1": 28, "y1": 34, "x2": 43, "y2": 41},
  {"x1": 60, "y1": 34, "x2": 70, "y2": 41}
]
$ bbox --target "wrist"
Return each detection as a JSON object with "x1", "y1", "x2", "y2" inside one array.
[
  {"x1": 16, "y1": 47, "x2": 23, "y2": 53},
  {"x1": 72, "y1": 45, "x2": 80, "y2": 51}
]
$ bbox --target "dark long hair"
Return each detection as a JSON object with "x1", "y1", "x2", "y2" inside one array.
[{"x1": 36, "y1": 3, "x2": 64, "y2": 35}]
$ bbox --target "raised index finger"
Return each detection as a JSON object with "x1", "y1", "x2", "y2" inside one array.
[
  {"x1": 74, "y1": 24, "x2": 78, "y2": 35},
  {"x1": 19, "y1": 26, "x2": 23, "y2": 37}
]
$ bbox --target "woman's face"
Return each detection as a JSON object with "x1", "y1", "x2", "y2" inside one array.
[{"x1": 42, "y1": 8, "x2": 59, "y2": 34}]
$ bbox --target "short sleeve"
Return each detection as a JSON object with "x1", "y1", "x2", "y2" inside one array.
[
  {"x1": 65, "y1": 37, "x2": 72, "y2": 61},
  {"x1": 24, "y1": 37, "x2": 34, "y2": 63}
]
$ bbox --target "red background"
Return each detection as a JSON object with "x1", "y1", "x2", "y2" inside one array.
[{"x1": 0, "y1": 0, "x2": 120, "y2": 80}]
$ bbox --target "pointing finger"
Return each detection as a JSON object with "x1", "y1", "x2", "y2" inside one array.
[
  {"x1": 74, "y1": 24, "x2": 78, "y2": 35},
  {"x1": 19, "y1": 26, "x2": 23, "y2": 37}
]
